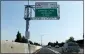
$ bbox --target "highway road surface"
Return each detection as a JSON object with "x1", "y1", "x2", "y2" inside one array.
[
  {"x1": 33, "y1": 46, "x2": 84, "y2": 54},
  {"x1": 33, "y1": 46, "x2": 60, "y2": 54}
]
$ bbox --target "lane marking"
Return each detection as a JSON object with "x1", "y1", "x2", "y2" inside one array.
[{"x1": 47, "y1": 48, "x2": 60, "y2": 54}]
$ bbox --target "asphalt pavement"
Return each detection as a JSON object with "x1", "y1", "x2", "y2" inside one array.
[
  {"x1": 33, "y1": 46, "x2": 84, "y2": 54},
  {"x1": 50, "y1": 47, "x2": 63, "y2": 53},
  {"x1": 33, "y1": 46, "x2": 60, "y2": 54}
]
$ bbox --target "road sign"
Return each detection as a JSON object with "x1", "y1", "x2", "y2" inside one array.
[
  {"x1": 35, "y1": 9, "x2": 57, "y2": 17},
  {"x1": 35, "y1": 2, "x2": 57, "y2": 9},
  {"x1": 35, "y1": 2, "x2": 58, "y2": 18}
]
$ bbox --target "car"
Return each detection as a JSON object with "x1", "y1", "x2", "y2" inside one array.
[
  {"x1": 55, "y1": 45, "x2": 59, "y2": 48},
  {"x1": 48, "y1": 45, "x2": 51, "y2": 48},
  {"x1": 62, "y1": 42, "x2": 80, "y2": 53}
]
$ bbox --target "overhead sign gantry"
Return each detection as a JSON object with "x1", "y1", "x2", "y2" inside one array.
[{"x1": 24, "y1": 1, "x2": 60, "y2": 53}]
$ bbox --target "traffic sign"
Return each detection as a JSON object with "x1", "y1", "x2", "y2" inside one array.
[
  {"x1": 35, "y1": 2, "x2": 57, "y2": 9},
  {"x1": 35, "y1": 9, "x2": 57, "y2": 17},
  {"x1": 35, "y1": 2, "x2": 60, "y2": 20}
]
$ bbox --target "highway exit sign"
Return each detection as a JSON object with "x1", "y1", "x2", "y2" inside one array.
[
  {"x1": 35, "y1": 9, "x2": 57, "y2": 17},
  {"x1": 35, "y1": 2, "x2": 58, "y2": 17}
]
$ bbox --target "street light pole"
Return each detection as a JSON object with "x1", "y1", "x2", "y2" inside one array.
[
  {"x1": 41, "y1": 35, "x2": 42, "y2": 46},
  {"x1": 41, "y1": 35, "x2": 44, "y2": 46}
]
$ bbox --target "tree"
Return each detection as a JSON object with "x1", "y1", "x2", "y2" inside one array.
[
  {"x1": 21, "y1": 36, "x2": 28, "y2": 43},
  {"x1": 48, "y1": 42, "x2": 54, "y2": 47},
  {"x1": 66, "y1": 36, "x2": 75, "y2": 43},
  {"x1": 29, "y1": 40, "x2": 33, "y2": 44},
  {"x1": 48, "y1": 42, "x2": 51, "y2": 46},
  {"x1": 53, "y1": 42, "x2": 56, "y2": 47},
  {"x1": 48, "y1": 42, "x2": 52, "y2": 46},
  {"x1": 34, "y1": 42, "x2": 40, "y2": 46},
  {"x1": 55, "y1": 41, "x2": 58, "y2": 45},
  {"x1": 58, "y1": 42, "x2": 65, "y2": 47},
  {"x1": 76, "y1": 39, "x2": 84, "y2": 48},
  {"x1": 15, "y1": 31, "x2": 22, "y2": 42}
]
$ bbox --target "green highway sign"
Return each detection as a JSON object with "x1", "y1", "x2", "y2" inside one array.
[
  {"x1": 35, "y1": 2, "x2": 60, "y2": 20},
  {"x1": 35, "y1": 9, "x2": 57, "y2": 17}
]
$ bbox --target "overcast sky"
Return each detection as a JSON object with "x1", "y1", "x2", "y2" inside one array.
[{"x1": 1, "y1": 1, "x2": 83, "y2": 45}]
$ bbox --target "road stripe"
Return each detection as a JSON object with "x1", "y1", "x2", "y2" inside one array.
[{"x1": 47, "y1": 48, "x2": 60, "y2": 54}]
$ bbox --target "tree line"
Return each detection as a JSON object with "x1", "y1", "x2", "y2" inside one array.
[
  {"x1": 47, "y1": 41, "x2": 65, "y2": 47},
  {"x1": 15, "y1": 31, "x2": 84, "y2": 48},
  {"x1": 15, "y1": 31, "x2": 40, "y2": 46},
  {"x1": 47, "y1": 36, "x2": 84, "y2": 48}
]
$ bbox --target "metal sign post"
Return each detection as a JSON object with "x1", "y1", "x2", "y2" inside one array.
[
  {"x1": 24, "y1": 0, "x2": 31, "y2": 53},
  {"x1": 24, "y1": 6, "x2": 30, "y2": 53}
]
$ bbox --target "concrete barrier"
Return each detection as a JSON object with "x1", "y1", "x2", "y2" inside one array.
[{"x1": 1, "y1": 40, "x2": 42, "y2": 53}]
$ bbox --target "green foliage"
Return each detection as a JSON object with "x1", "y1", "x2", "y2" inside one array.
[
  {"x1": 21, "y1": 36, "x2": 28, "y2": 43},
  {"x1": 76, "y1": 39, "x2": 84, "y2": 48},
  {"x1": 34, "y1": 42, "x2": 40, "y2": 46},
  {"x1": 15, "y1": 31, "x2": 28, "y2": 43},
  {"x1": 15, "y1": 31, "x2": 40, "y2": 45},
  {"x1": 55, "y1": 41, "x2": 58, "y2": 45},
  {"x1": 66, "y1": 36, "x2": 75, "y2": 43},
  {"x1": 29, "y1": 40, "x2": 33, "y2": 44},
  {"x1": 48, "y1": 42, "x2": 51, "y2": 46},
  {"x1": 48, "y1": 41, "x2": 59, "y2": 47},
  {"x1": 15, "y1": 31, "x2": 22, "y2": 42},
  {"x1": 58, "y1": 42, "x2": 65, "y2": 47}
]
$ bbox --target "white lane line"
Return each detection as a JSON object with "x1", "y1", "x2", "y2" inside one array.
[{"x1": 47, "y1": 48, "x2": 60, "y2": 54}]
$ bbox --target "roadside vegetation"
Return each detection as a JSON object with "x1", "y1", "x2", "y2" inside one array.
[
  {"x1": 15, "y1": 31, "x2": 41, "y2": 46},
  {"x1": 47, "y1": 36, "x2": 84, "y2": 48}
]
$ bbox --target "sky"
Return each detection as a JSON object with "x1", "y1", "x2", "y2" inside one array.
[{"x1": 1, "y1": 1, "x2": 83, "y2": 45}]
